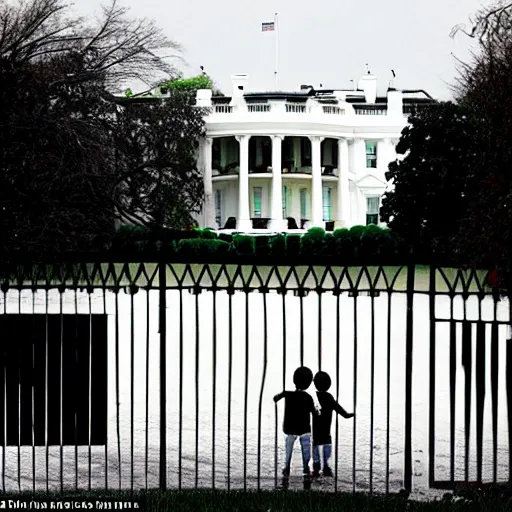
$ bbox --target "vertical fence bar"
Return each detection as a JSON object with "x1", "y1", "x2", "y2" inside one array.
[
  {"x1": 59, "y1": 289, "x2": 64, "y2": 493},
  {"x1": 404, "y1": 263, "x2": 414, "y2": 493},
  {"x1": 88, "y1": 292, "x2": 93, "y2": 491},
  {"x1": 257, "y1": 289, "x2": 268, "y2": 491},
  {"x1": 352, "y1": 290, "x2": 358, "y2": 493},
  {"x1": 145, "y1": 288, "x2": 150, "y2": 490},
  {"x1": 318, "y1": 291, "x2": 322, "y2": 372},
  {"x1": 428, "y1": 267, "x2": 436, "y2": 488},
  {"x1": 159, "y1": 263, "x2": 167, "y2": 490},
  {"x1": 44, "y1": 287, "x2": 49, "y2": 493},
  {"x1": 475, "y1": 321, "x2": 485, "y2": 483},
  {"x1": 195, "y1": 289, "x2": 200, "y2": 488},
  {"x1": 31, "y1": 291, "x2": 36, "y2": 493},
  {"x1": 369, "y1": 290, "x2": 375, "y2": 494},
  {"x1": 212, "y1": 290, "x2": 217, "y2": 488},
  {"x1": 114, "y1": 290, "x2": 121, "y2": 490},
  {"x1": 299, "y1": 293, "x2": 304, "y2": 367},
  {"x1": 2, "y1": 286, "x2": 7, "y2": 493},
  {"x1": 385, "y1": 290, "x2": 392, "y2": 494},
  {"x1": 130, "y1": 291, "x2": 135, "y2": 493},
  {"x1": 227, "y1": 289, "x2": 233, "y2": 490},
  {"x1": 491, "y1": 309, "x2": 499, "y2": 484},
  {"x1": 17, "y1": 289, "x2": 21, "y2": 492},
  {"x1": 243, "y1": 290, "x2": 249, "y2": 490},
  {"x1": 462, "y1": 317, "x2": 472, "y2": 483},
  {"x1": 449, "y1": 299, "x2": 456, "y2": 486},
  {"x1": 178, "y1": 288, "x2": 183, "y2": 489},
  {"x1": 74, "y1": 290, "x2": 79, "y2": 490},
  {"x1": 282, "y1": 291, "x2": 287, "y2": 390},
  {"x1": 334, "y1": 290, "x2": 340, "y2": 493},
  {"x1": 103, "y1": 288, "x2": 108, "y2": 491}
]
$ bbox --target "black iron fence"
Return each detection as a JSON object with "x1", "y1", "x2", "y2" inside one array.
[{"x1": 0, "y1": 263, "x2": 508, "y2": 495}]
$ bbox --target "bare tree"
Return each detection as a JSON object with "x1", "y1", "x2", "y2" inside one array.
[
  {"x1": 0, "y1": 0, "x2": 205, "y2": 257},
  {"x1": 0, "y1": 0, "x2": 181, "y2": 90}
]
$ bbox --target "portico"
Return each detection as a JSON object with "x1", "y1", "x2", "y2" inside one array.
[
  {"x1": 195, "y1": 70, "x2": 435, "y2": 232},
  {"x1": 202, "y1": 134, "x2": 358, "y2": 231}
]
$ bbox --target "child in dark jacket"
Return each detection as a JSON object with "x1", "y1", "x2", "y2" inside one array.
[
  {"x1": 274, "y1": 366, "x2": 320, "y2": 487},
  {"x1": 312, "y1": 371, "x2": 354, "y2": 477}
]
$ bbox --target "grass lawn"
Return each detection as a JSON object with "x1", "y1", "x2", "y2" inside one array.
[{"x1": 3, "y1": 488, "x2": 512, "y2": 511}]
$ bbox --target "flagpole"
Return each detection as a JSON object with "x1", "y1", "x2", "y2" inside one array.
[{"x1": 274, "y1": 12, "x2": 279, "y2": 90}]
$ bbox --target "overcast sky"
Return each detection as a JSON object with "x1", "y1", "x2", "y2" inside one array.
[{"x1": 72, "y1": 0, "x2": 488, "y2": 100}]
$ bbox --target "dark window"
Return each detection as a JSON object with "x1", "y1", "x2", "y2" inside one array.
[
  {"x1": 366, "y1": 196, "x2": 380, "y2": 225},
  {"x1": 0, "y1": 314, "x2": 107, "y2": 446}
]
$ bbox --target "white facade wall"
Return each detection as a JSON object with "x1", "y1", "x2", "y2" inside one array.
[{"x1": 195, "y1": 73, "x2": 428, "y2": 232}]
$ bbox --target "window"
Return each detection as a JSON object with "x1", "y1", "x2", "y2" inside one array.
[
  {"x1": 322, "y1": 186, "x2": 332, "y2": 221},
  {"x1": 282, "y1": 186, "x2": 289, "y2": 217},
  {"x1": 366, "y1": 196, "x2": 380, "y2": 225},
  {"x1": 300, "y1": 188, "x2": 308, "y2": 219},
  {"x1": 0, "y1": 314, "x2": 107, "y2": 446},
  {"x1": 253, "y1": 187, "x2": 262, "y2": 218},
  {"x1": 365, "y1": 141, "x2": 377, "y2": 168},
  {"x1": 215, "y1": 189, "x2": 222, "y2": 227}
]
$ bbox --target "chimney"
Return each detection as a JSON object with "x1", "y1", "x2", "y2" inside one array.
[
  {"x1": 359, "y1": 72, "x2": 377, "y2": 104},
  {"x1": 387, "y1": 89, "x2": 403, "y2": 117},
  {"x1": 195, "y1": 88, "x2": 212, "y2": 107},
  {"x1": 231, "y1": 74, "x2": 249, "y2": 98}
]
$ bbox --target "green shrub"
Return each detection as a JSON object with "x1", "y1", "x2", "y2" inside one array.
[
  {"x1": 332, "y1": 228, "x2": 350, "y2": 240},
  {"x1": 333, "y1": 231, "x2": 355, "y2": 263},
  {"x1": 349, "y1": 225, "x2": 366, "y2": 239},
  {"x1": 218, "y1": 233, "x2": 233, "y2": 244},
  {"x1": 270, "y1": 234, "x2": 286, "y2": 258},
  {"x1": 233, "y1": 235, "x2": 255, "y2": 256},
  {"x1": 323, "y1": 233, "x2": 336, "y2": 258},
  {"x1": 285, "y1": 235, "x2": 301, "y2": 259},
  {"x1": 254, "y1": 236, "x2": 270, "y2": 259},
  {"x1": 300, "y1": 227, "x2": 326, "y2": 258},
  {"x1": 198, "y1": 228, "x2": 218, "y2": 240},
  {"x1": 305, "y1": 227, "x2": 326, "y2": 240}
]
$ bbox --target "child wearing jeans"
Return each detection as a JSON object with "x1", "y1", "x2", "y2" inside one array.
[
  {"x1": 274, "y1": 366, "x2": 319, "y2": 488},
  {"x1": 312, "y1": 371, "x2": 354, "y2": 477}
]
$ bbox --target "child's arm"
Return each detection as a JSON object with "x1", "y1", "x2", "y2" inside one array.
[
  {"x1": 332, "y1": 397, "x2": 354, "y2": 418},
  {"x1": 273, "y1": 392, "x2": 285, "y2": 403}
]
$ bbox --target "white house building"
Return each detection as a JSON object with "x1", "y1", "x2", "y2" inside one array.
[{"x1": 195, "y1": 71, "x2": 435, "y2": 232}]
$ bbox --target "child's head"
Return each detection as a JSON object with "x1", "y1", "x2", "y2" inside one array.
[
  {"x1": 293, "y1": 366, "x2": 313, "y2": 390},
  {"x1": 314, "y1": 371, "x2": 332, "y2": 392}
]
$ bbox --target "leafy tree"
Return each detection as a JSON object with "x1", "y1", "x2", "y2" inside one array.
[
  {"x1": 0, "y1": 0, "x2": 206, "y2": 257},
  {"x1": 450, "y1": 0, "x2": 512, "y2": 292},
  {"x1": 379, "y1": 102, "x2": 486, "y2": 260}
]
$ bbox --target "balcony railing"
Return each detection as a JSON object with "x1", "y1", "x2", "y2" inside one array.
[
  {"x1": 248, "y1": 104, "x2": 271, "y2": 113},
  {"x1": 323, "y1": 106, "x2": 344, "y2": 115},
  {"x1": 286, "y1": 103, "x2": 307, "y2": 113},
  {"x1": 214, "y1": 105, "x2": 233, "y2": 113},
  {"x1": 354, "y1": 107, "x2": 387, "y2": 116}
]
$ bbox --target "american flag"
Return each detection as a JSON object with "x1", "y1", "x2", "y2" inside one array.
[{"x1": 262, "y1": 21, "x2": 275, "y2": 32}]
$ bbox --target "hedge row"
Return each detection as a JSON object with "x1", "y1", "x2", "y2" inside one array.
[{"x1": 84, "y1": 224, "x2": 418, "y2": 265}]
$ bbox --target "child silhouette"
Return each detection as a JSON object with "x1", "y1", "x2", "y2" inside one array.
[
  {"x1": 312, "y1": 371, "x2": 354, "y2": 477},
  {"x1": 274, "y1": 366, "x2": 319, "y2": 488}
]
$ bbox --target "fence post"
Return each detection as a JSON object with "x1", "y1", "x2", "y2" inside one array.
[
  {"x1": 159, "y1": 261, "x2": 167, "y2": 489},
  {"x1": 404, "y1": 262, "x2": 415, "y2": 493}
]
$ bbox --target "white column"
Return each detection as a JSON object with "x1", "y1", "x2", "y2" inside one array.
[
  {"x1": 236, "y1": 135, "x2": 252, "y2": 231},
  {"x1": 336, "y1": 138, "x2": 350, "y2": 229},
  {"x1": 202, "y1": 137, "x2": 214, "y2": 228},
  {"x1": 270, "y1": 135, "x2": 286, "y2": 231},
  {"x1": 310, "y1": 136, "x2": 324, "y2": 228}
]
